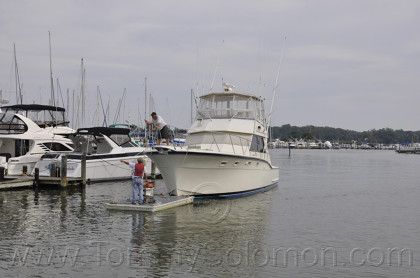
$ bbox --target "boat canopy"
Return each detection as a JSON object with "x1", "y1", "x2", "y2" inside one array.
[
  {"x1": 0, "y1": 104, "x2": 68, "y2": 127},
  {"x1": 196, "y1": 92, "x2": 266, "y2": 123}
]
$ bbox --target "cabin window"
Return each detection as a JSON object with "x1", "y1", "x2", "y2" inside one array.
[
  {"x1": 42, "y1": 142, "x2": 73, "y2": 152},
  {"x1": 185, "y1": 133, "x2": 250, "y2": 147}
]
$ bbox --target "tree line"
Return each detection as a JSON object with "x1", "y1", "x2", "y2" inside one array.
[{"x1": 270, "y1": 124, "x2": 420, "y2": 144}]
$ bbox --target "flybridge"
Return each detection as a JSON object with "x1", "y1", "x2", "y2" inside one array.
[
  {"x1": 197, "y1": 92, "x2": 266, "y2": 123},
  {"x1": 0, "y1": 104, "x2": 68, "y2": 127}
]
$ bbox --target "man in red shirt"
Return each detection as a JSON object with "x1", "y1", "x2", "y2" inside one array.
[{"x1": 121, "y1": 157, "x2": 148, "y2": 204}]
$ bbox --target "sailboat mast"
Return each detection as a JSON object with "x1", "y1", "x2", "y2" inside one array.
[
  {"x1": 144, "y1": 77, "x2": 147, "y2": 144},
  {"x1": 96, "y1": 86, "x2": 100, "y2": 126},
  {"x1": 191, "y1": 89, "x2": 193, "y2": 124},
  {"x1": 14, "y1": 44, "x2": 23, "y2": 104},
  {"x1": 80, "y1": 58, "x2": 85, "y2": 127},
  {"x1": 48, "y1": 31, "x2": 55, "y2": 106}
]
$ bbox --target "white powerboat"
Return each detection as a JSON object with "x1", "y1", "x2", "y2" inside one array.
[
  {"x1": 145, "y1": 85, "x2": 279, "y2": 196},
  {"x1": 36, "y1": 127, "x2": 155, "y2": 182},
  {"x1": 0, "y1": 105, "x2": 75, "y2": 175},
  {"x1": 0, "y1": 115, "x2": 73, "y2": 175}
]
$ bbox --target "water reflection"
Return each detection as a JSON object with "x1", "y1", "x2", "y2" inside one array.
[
  {"x1": 122, "y1": 190, "x2": 275, "y2": 277},
  {"x1": 0, "y1": 178, "x2": 275, "y2": 277},
  {"x1": 130, "y1": 213, "x2": 146, "y2": 263}
]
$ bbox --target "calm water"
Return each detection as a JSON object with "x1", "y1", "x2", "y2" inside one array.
[{"x1": 1, "y1": 149, "x2": 420, "y2": 277}]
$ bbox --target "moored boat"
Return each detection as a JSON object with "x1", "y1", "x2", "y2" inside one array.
[
  {"x1": 145, "y1": 84, "x2": 279, "y2": 196},
  {"x1": 0, "y1": 105, "x2": 74, "y2": 175},
  {"x1": 36, "y1": 127, "x2": 155, "y2": 182}
]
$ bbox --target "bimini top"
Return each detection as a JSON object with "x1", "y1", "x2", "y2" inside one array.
[
  {"x1": 1, "y1": 104, "x2": 66, "y2": 112},
  {"x1": 197, "y1": 91, "x2": 266, "y2": 123},
  {"x1": 76, "y1": 127, "x2": 130, "y2": 137},
  {"x1": 0, "y1": 104, "x2": 68, "y2": 127}
]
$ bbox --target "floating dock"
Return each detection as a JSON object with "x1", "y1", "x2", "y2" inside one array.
[
  {"x1": 106, "y1": 196, "x2": 194, "y2": 212},
  {"x1": 0, "y1": 176, "x2": 34, "y2": 190},
  {"x1": 0, "y1": 175, "x2": 85, "y2": 190}
]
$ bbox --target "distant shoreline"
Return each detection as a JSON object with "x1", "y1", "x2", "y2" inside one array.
[{"x1": 269, "y1": 124, "x2": 420, "y2": 145}]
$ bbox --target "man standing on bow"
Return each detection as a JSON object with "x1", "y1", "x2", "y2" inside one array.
[
  {"x1": 145, "y1": 112, "x2": 170, "y2": 146},
  {"x1": 121, "y1": 157, "x2": 147, "y2": 204}
]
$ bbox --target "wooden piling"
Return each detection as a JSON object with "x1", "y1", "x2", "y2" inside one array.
[
  {"x1": 34, "y1": 168, "x2": 39, "y2": 188},
  {"x1": 22, "y1": 165, "x2": 28, "y2": 175},
  {"x1": 60, "y1": 155, "x2": 67, "y2": 187},
  {"x1": 81, "y1": 154, "x2": 86, "y2": 185},
  {"x1": 0, "y1": 167, "x2": 4, "y2": 180},
  {"x1": 50, "y1": 163, "x2": 57, "y2": 177}
]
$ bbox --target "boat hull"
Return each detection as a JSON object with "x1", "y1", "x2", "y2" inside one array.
[
  {"x1": 36, "y1": 154, "x2": 155, "y2": 182},
  {"x1": 146, "y1": 150, "x2": 279, "y2": 196},
  {"x1": 6, "y1": 155, "x2": 41, "y2": 175}
]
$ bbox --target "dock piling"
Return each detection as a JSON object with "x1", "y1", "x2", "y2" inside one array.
[
  {"x1": 81, "y1": 154, "x2": 86, "y2": 186},
  {"x1": 0, "y1": 167, "x2": 4, "y2": 180},
  {"x1": 50, "y1": 163, "x2": 57, "y2": 177},
  {"x1": 34, "y1": 168, "x2": 39, "y2": 188},
  {"x1": 60, "y1": 155, "x2": 67, "y2": 187}
]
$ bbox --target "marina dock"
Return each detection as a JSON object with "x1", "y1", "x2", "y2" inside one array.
[
  {"x1": 0, "y1": 175, "x2": 85, "y2": 190},
  {"x1": 0, "y1": 176, "x2": 34, "y2": 190}
]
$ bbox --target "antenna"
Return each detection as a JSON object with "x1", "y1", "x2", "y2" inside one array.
[
  {"x1": 209, "y1": 40, "x2": 224, "y2": 93},
  {"x1": 268, "y1": 36, "x2": 287, "y2": 128}
]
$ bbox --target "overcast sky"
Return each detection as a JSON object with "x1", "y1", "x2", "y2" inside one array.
[{"x1": 1, "y1": 0, "x2": 419, "y2": 131}]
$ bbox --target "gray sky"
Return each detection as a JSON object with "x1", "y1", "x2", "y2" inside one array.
[{"x1": 1, "y1": 0, "x2": 419, "y2": 131}]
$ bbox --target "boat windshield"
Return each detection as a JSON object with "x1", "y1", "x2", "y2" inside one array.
[
  {"x1": 0, "y1": 113, "x2": 27, "y2": 134},
  {"x1": 109, "y1": 134, "x2": 138, "y2": 147},
  {"x1": 197, "y1": 93, "x2": 265, "y2": 122},
  {"x1": 71, "y1": 134, "x2": 112, "y2": 154}
]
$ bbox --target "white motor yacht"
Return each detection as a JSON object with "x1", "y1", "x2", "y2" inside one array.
[
  {"x1": 0, "y1": 109, "x2": 74, "y2": 175},
  {"x1": 145, "y1": 85, "x2": 279, "y2": 197},
  {"x1": 36, "y1": 127, "x2": 154, "y2": 182}
]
